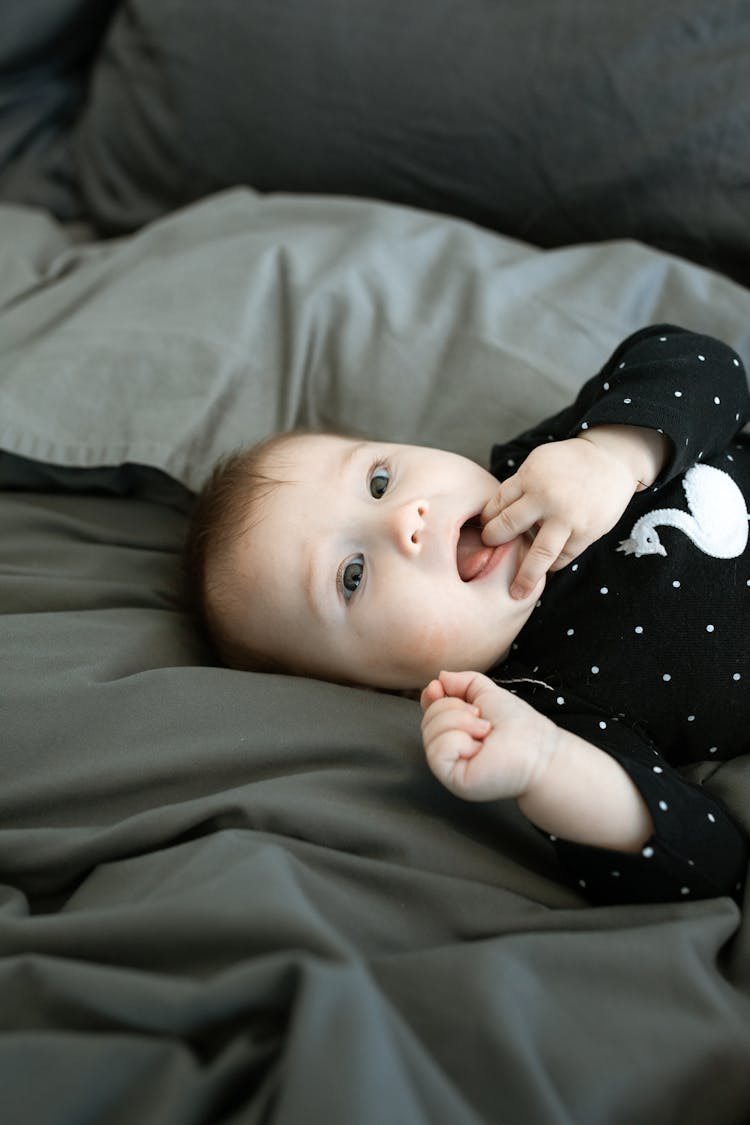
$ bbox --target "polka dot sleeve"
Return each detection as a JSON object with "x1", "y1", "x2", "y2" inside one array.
[
  {"x1": 569, "y1": 325, "x2": 750, "y2": 489},
  {"x1": 545, "y1": 711, "x2": 748, "y2": 905},
  {"x1": 490, "y1": 324, "x2": 750, "y2": 488}
]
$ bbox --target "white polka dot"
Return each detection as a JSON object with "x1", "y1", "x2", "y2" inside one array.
[
  {"x1": 579, "y1": 879, "x2": 587, "y2": 888},
  {"x1": 581, "y1": 422, "x2": 589, "y2": 430},
  {"x1": 662, "y1": 673, "x2": 671, "y2": 682},
  {"x1": 658, "y1": 800, "x2": 669, "y2": 812},
  {"x1": 733, "y1": 357, "x2": 740, "y2": 366},
  {"x1": 733, "y1": 673, "x2": 742, "y2": 681},
  {"x1": 623, "y1": 398, "x2": 632, "y2": 404},
  {"x1": 653, "y1": 766, "x2": 663, "y2": 774},
  {"x1": 619, "y1": 362, "x2": 626, "y2": 369},
  {"x1": 672, "y1": 581, "x2": 681, "y2": 589},
  {"x1": 591, "y1": 666, "x2": 599, "y2": 675},
  {"x1": 698, "y1": 355, "x2": 706, "y2": 362},
  {"x1": 611, "y1": 870, "x2": 621, "y2": 878},
  {"x1": 714, "y1": 396, "x2": 721, "y2": 404},
  {"x1": 599, "y1": 721, "x2": 607, "y2": 730},
  {"x1": 566, "y1": 628, "x2": 575, "y2": 636},
  {"x1": 556, "y1": 696, "x2": 565, "y2": 706},
  {"x1": 681, "y1": 887, "x2": 691, "y2": 896},
  {"x1": 634, "y1": 625, "x2": 643, "y2": 634},
  {"x1": 600, "y1": 586, "x2": 608, "y2": 595},
  {"x1": 549, "y1": 834, "x2": 557, "y2": 841},
  {"x1": 687, "y1": 714, "x2": 695, "y2": 722},
  {"x1": 706, "y1": 624, "x2": 714, "y2": 633},
  {"x1": 603, "y1": 381, "x2": 610, "y2": 390},
  {"x1": 507, "y1": 458, "x2": 515, "y2": 467},
  {"x1": 659, "y1": 336, "x2": 667, "y2": 342},
  {"x1": 674, "y1": 390, "x2": 683, "y2": 397},
  {"x1": 571, "y1": 564, "x2": 578, "y2": 572},
  {"x1": 707, "y1": 813, "x2": 716, "y2": 824},
  {"x1": 642, "y1": 846, "x2": 654, "y2": 858},
  {"x1": 709, "y1": 746, "x2": 718, "y2": 755}
]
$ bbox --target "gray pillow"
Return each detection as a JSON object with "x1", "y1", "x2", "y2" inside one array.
[
  {"x1": 0, "y1": 0, "x2": 117, "y2": 216},
  {"x1": 73, "y1": 0, "x2": 750, "y2": 282}
]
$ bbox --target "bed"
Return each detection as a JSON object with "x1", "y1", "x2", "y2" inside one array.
[{"x1": 2, "y1": 3, "x2": 750, "y2": 1122}]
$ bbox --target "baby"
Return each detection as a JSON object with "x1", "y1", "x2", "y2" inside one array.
[{"x1": 187, "y1": 325, "x2": 750, "y2": 906}]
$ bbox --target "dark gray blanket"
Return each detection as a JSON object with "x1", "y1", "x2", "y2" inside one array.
[
  {"x1": 2, "y1": 482, "x2": 750, "y2": 1124},
  {"x1": 2, "y1": 193, "x2": 750, "y2": 1123}
]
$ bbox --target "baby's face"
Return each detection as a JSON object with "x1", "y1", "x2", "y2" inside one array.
[{"x1": 227, "y1": 434, "x2": 542, "y2": 689}]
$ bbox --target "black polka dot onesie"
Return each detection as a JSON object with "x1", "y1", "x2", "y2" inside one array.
[{"x1": 489, "y1": 325, "x2": 749, "y2": 906}]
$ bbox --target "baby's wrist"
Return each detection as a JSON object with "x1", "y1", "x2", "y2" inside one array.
[
  {"x1": 517, "y1": 723, "x2": 654, "y2": 851},
  {"x1": 516, "y1": 712, "x2": 562, "y2": 800},
  {"x1": 577, "y1": 424, "x2": 669, "y2": 490}
]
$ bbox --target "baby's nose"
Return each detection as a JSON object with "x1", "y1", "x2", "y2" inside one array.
[{"x1": 390, "y1": 499, "x2": 429, "y2": 554}]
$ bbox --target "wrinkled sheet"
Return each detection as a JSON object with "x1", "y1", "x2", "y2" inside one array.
[
  {"x1": 2, "y1": 190, "x2": 750, "y2": 491},
  {"x1": 2, "y1": 192, "x2": 750, "y2": 1124}
]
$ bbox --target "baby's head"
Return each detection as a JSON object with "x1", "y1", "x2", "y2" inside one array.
[{"x1": 186, "y1": 431, "x2": 540, "y2": 690}]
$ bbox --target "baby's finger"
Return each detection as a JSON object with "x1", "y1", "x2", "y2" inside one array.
[
  {"x1": 419, "y1": 678, "x2": 446, "y2": 711},
  {"x1": 480, "y1": 475, "x2": 523, "y2": 526},
  {"x1": 481, "y1": 494, "x2": 542, "y2": 546},
  {"x1": 423, "y1": 722, "x2": 487, "y2": 780},
  {"x1": 548, "y1": 538, "x2": 587, "y2": 572},
  {"x1": 421, "y1": 692, "x2": 477, "y2": 722},
  {"x1": 509, "y1": 520, "x2": 571, "y2": 600},
  {"x1": 436, "y1": 669, "x2": 499, "y2": 708},
  {"x1": 421, "y1": 694, "x2": 487, "y2": 739}
]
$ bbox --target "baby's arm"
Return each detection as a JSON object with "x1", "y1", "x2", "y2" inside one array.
[
  {"x1": 488, "y1": 324, "x2": 750, "y2": 601},
  {"x1": 482, "y1": 424, "x2": 669, "y2": 600},
  {"x1": 421, "y1": 670, "x2": 653, "y2": 853}
]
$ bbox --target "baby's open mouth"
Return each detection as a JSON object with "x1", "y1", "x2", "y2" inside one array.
[{"x1": 457, "y1": 518, "x2": 496, "y2": 582}]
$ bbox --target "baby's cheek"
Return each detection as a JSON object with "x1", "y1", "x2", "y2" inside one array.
[{"x1": 385, "y1": 617, "x2": 454, "y2": 685}]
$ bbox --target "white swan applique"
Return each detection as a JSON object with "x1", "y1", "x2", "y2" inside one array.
[{"x1": 617, "y1": 464, "x2": 749, "y2": 560}]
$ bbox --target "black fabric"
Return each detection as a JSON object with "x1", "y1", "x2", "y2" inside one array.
[
  {"x1": 491, "y1": 326, "x2": 750, "y2": 904},
  {"x1": 71, "y1": 0, "x2": 750, "y2": 282},
  {"x1": 0, "y1": 451, "x2": 193, "y2": 510}
]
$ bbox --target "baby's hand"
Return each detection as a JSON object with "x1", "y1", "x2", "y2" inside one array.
[
  {"x1": 420, "y1": 670, "x2": 558, "y2": 803},
  {"x1": 482, "y1": 430, "x2": 652, "y2": 599}
]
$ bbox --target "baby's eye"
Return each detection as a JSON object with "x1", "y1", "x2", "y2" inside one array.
[
  {"x1": 369, "y1": 465, "x2": 390, "y2": 499},
  {"x1": 340, "y1": 556, "x2": 364, "y2": 600}
]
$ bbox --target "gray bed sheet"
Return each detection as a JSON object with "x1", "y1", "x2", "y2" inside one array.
[
  {"x1": 3, "y1": 483, "x2": 750, "y2": 1125},
  {"x1": 2, "y1": 191, "x2": 750, "y2": 1124}
]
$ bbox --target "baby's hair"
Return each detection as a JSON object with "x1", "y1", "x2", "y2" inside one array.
[
  {"x1": 185, "y1": 425, "x2": 368, "y2": 673},
  {"x1": 184, "y1": 430, "x2": 302, "y2": 671}
]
